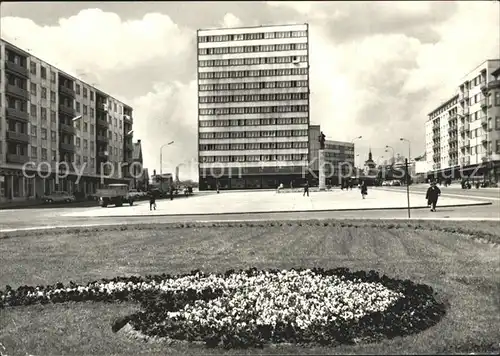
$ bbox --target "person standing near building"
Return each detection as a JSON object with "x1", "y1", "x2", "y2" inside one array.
[
  {"x1": 303, "y1": 180, "x2": 309, "y2": 197},
  {"x1": 426, "y1": 181, "x2": 441, "y2": 212},
  {"x1": 360, "y1": 180, "x2": 368, "y2": 199}
]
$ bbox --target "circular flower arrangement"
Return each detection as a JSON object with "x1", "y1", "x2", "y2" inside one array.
[{"x1": 0, "y1": 268, "x2": 446, "y2": 348}]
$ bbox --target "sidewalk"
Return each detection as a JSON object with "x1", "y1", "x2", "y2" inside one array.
[{"x1": 0, "y1": 199, "x2": 97, "y2": 210}]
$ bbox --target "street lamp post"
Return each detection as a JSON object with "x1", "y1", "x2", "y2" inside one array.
[
  {"x1": 399, "y1": 138, "x2": 411, "y2": 162},
  {"x1": 400, "y1": 138, "x2": 411, "y2": 218},
  {"x1": 351, "y1": 136, "x2": 362, "y2": 171},
  {"x1": 385, "y1": 145, "x2": 395, "y2": 165},
  {"x1": 159, "y1": 141, "x2": 174, "y2": 176}
]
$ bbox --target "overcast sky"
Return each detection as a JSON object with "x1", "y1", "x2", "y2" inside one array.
[{"x1": 1, "y1": 1, "x2": 499, "y2": 179}]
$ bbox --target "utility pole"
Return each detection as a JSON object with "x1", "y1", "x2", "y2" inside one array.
[{"x1": 405, "y1": 158, "x2": 411, "y2": 218}]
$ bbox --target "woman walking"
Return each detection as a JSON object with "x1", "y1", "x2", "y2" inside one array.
[{"x1": 360, "y1": 180, "x2": 368, "y2": 199}]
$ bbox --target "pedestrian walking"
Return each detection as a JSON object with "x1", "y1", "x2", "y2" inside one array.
[
  {"x1": 149, "y1": 191, "x2": 156, "y2": 211},
  {"x1": 425, "y1": 181, "x2": 441, "y2": 212},
  {"x1": 360, "y1": 180, "x2": 368, "y2": 199},
  {"x1": 169, "y1": 185, "x2": 174, "y2": 201},
  {"x1": 303, "y1": 180, "x2": 309, "y2": 197}
]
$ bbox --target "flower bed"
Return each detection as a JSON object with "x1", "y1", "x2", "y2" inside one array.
[{"x1": 0, "y1": 268, "x2": 446, "y2": 348}]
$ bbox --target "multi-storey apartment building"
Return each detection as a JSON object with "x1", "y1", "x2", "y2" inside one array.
[
  {"x1": 197, "y1": 24, "x2": 310, "y2": 190},
  {"x1": 425, "y1": 59, "x2": 500, "y2": 182},
  {"x1": 0, "y1": 39, "x2": 135, "y2": 202}
]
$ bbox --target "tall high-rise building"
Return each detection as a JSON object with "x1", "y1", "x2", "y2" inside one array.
[
  {"x1": 0, "y1": 39, "x2": 135, "y2": 202},
  {"x1": 197, "y1": 24, "x2": 310, "y2": 190},
  {"x1": 425, "y1": 59, "x2": 500, "y2": 182}
]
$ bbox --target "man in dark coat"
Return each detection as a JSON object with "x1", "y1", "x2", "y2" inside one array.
[
  {"x1": 360, "y1": 180, "x2": 368, "y2": 199},
  {"x1": 303, "y1": 180, "x2": 309, "y2": 197},
  {"x1": 149, "y1": 191, "x2": 156, "y2": 211},
  {"x1": 426, "y1": 181, "x2": 441, "y2": 212}
]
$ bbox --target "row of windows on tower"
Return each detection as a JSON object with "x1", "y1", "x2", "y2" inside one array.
[
  {"x1": 199, "y1": 105, "x2": 308, "y2": 116},
  {"x1": 198, "y1": 68, "x2": 308, "y2": 79},
  {"x1": 199, "y1": 117, "x2": 308, "y2": 127},
  {"x1": 200, "y1": 142, "x2": 308, "y2": 151},
  {"x1": 199, "y1": 93, "x2": 308, "y2": 104},
  {"x1": 200, "y1": 154, "x2": 308, "y2": 163},
  {"x1": 199, "y1": 80, "x2": 309, "y2": 91},
  {"x1": 198, "y1": 43, "x2": 308, "y2": 55},
  {"x1": 199, "y1": 130, "x2": 308, "y2": 139},
  {"x1": 198, "y1": 30, "x2": 307, "y2": 43},
  {"x1": 199, "y1": 55, "x2": 307, "y2": 67}
]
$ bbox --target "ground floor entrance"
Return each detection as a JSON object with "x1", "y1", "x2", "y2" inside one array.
[{"x1": 198, "y1": 174, "x2": 314, "y2": 191}]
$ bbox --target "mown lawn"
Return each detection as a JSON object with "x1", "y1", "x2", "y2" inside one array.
[{"x1": 0, "y1": 219, "x2": 499, "y2": 355}]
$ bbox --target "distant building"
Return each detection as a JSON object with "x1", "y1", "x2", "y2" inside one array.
[{"x1": 425, "y1": 59, "x2": 500, "y2": 182}]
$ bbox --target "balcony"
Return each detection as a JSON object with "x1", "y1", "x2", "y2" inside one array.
[
  {"x1": 479, "y1": 98, "x2": 487, "y2": 108},
  {"x1": 59, "y1": 104, "x2": 75, "y2": 116},
  {"x1": 433, "y1": 163, "x2": 441, "y2": 170},
  {"x1": 96, "y1": 103, "x2": 108, "y2": 113},
  {"x1": 462, "y1": 139, "x2": 470, "y2": 147},
  {"x1": 448, "y1": 159, "x2": 459, "y2": 167},
  {"x1": 6, "y1": 84, "x2": 29, "y2": 100},
  {"x1": 125, "y1": 141, "x2": 134, "y2": 151},
  {"x1": 96, "y1": 117, "x2": 109, "y2": 128},
  {"x1": 433, "y1": 143, "x2": 440, "y2": 150},
  {"x1": 481, "y1": 136, "x2": 488, "y2": 145},
  {"x1": 98, "y1": 151, "x2": 108, "y2": 159},
  {"x1": 463, "y1": 107, "x2": 469, "y2": 115},
  {"x1": 123, "y1": 114, "x2": 133, "y2": 124},
  {"x1": 59, "y1": 85, "x2": 75, "y2": 98},
  {"x1": 5, "y1": 61, "x2": 29, "y2": 78},
  {"x1": 97, "y1": 135, "x2": 109, "y2": 143},
  {"x1": 480, "y1": 83, "x2": 487, "y2": 92},
  {"x1": 461, "y1": 157, "x2": 470, "y2": 166},
  {"x1": 6, "y1": 107, "x2": 29, "y2": 122},
  {"x1": 6, "y1": 130, "x2": 30, "y2": 144},
  {"x1": 60, "y1": 123, "x2": 76, "y2": 135},
  {"x1": 449, "y1": 136, "x2": 458, "y2": 143},
  {"x1": 487, "y1": 79, "x2": 500, "y2": 91},
  {"x1": 59, "y1": 142, "x2": 76, "y2": 153},
  {"x1": 7, "y1": 153, "x2": 29, "y2": 164},
  {"x1": 448, "y1": 126, "x2": 457, "y2": 133},
  {"x1": 480, "y1": 116, "x2": 488, "y2": 126}
]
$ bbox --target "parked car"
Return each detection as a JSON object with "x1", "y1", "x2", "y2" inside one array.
[
  {"x1": 391, "y1": 180, "x2": 402, "y2": 186},
  {"x1": 381, "y1": 181, "x2": 391, "y2": 186},
  {"x1": 42, "y1": 191, "x2": 76, "y2": 204}
]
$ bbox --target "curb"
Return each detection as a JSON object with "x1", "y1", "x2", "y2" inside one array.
[
  {"x1": 374, "y1": 187, "x2": 500, "y2": 201},
  {"x1": 2, "y1": 216, "x2": 500, "y2": 233},
  {"x1": 66, "y1": 201, "x2": 492, "y2": 219}
]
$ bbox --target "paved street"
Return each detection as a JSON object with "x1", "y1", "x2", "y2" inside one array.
[
  {"x1": 61, "y1": 188, "x2": 488, "y2": 217},
  {"x1": 0, "y1": 187, "x2": 497, "y2": 232}
]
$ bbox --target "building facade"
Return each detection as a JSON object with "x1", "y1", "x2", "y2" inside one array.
[
  {"x1": 197, "y1": 24, "x2": 310, "y2": 190},
  {"x1": 323, "y1": 139, "x2": 355, "y2": 184},
  {"x1": 425, "y1": 59, "x2": 500, "y2": 182},
  {"x1": 305, "y1": 125, "x2": 354, "y2": 185},
  {"x1": 0, "y1": 39, "x2": 135, "y2": 202}
]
